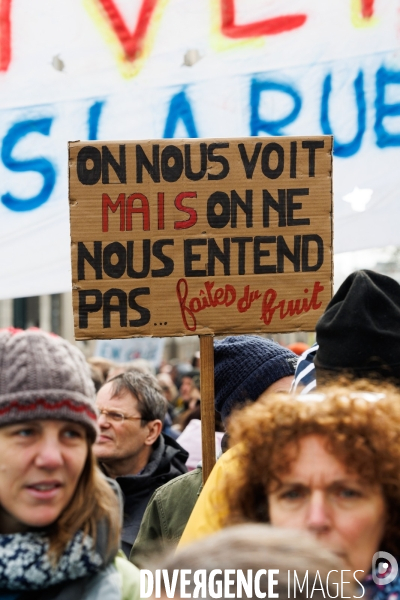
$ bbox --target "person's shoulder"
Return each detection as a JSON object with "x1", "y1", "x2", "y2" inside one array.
[
  {"x1": 156, "y1": 467, "x2": 202, "y2": 488},
  {"x1": 86, "y1": 564, "x2": 121, "y2": 599},
  {"x1": 114, "y1": 554, "x2": 141, "y2": 600},
  {"x1": 177, "y1": 455, "x2": 234, "y2": 548},
  {"x1": 153, "y1": 467, "x2": 203, "y2": 497},
  {"x1": 82, "y1": 558, "x2": 141, "y2": 600},
  {"x1": 49, "y1": 563, "x2": 122, "y2": 600},
  {"x1": 217, "y1": 445, "x2": 241, "y2": 466}
]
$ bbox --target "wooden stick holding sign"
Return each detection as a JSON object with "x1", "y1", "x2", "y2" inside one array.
[{"x1": 200, "y1": 335, "x2": 216, "y2": 482}]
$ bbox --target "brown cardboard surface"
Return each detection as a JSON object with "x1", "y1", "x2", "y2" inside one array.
[{"x1": 69, "y1": 136, "x2": 333, "y2": 340}]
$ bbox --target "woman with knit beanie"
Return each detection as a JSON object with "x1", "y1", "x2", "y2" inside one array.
[{"x1": 0, "y1": 328, "x2": 140, "y2": 599}]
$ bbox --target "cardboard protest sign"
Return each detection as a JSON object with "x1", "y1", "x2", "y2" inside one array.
[{"x1": 69, "y1": 136, "x2": 333, "y2": 340}]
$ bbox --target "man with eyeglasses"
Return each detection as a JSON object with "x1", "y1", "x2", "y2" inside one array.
[{"x1": 93, "y1": 370, "x2": 188, "y2": 557}]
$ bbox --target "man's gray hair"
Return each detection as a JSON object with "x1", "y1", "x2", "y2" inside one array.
[{"x1": 108, "y1": 371, "x2": 167, "y2": 424}]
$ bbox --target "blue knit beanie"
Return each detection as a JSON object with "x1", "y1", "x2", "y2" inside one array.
[{"x1": 214, "y1": 335, "x2": 297, "y2": 421}]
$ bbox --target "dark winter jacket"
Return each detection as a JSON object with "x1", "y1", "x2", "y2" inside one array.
[{"x1": 115, "y1": 434, "x2": 188, "y2": 556}]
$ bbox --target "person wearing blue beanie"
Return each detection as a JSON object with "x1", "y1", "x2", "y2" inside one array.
[
  {"x1": 214, "y1": 335, "x2": 298, "y2": 421},
  {"x1": 173, "y1": 335, "x2": 298, "y2": 546}
]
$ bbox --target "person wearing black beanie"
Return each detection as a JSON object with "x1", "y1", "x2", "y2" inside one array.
[
  {"x1": 290, "y1": 269, "x2": 400, "y2": 394},
  {"x1": 314, "y1": 269, "x2": 400, "y2": 385}
]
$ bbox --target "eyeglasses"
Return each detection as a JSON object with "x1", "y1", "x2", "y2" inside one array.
[{"x1": 98, "y1": 409, "x2": 144, "y2": 423}]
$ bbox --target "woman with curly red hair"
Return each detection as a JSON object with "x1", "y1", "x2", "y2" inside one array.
[
  {"x1": 219, "y1": 383, "x2": 400, "y2": 598},
  {"x1": 180, "y1": 382, "x2": 400, "y2": 599}
]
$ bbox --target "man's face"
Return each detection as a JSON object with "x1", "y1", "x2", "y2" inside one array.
[{"x1": 93, "y1": 381, "x2": 150, "y2": 463}]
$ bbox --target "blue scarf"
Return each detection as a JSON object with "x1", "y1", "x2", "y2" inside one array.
[{"x1": 0, "y1": 530, "x2": 104, "y2": 591}]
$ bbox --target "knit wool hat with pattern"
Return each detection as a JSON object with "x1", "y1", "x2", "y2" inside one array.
[
  {"x1": 214, "y1": 335, "x2": 297, "y2": 421},
  {"x1": 314, "y1": 270, "x2": 400, "y2": 380},
  {"x1": 0, "y1": 328, "x2": 98, "y2": 442}
]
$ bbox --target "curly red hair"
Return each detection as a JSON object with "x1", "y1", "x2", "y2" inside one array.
[{"x1": 221, "y1": 381, "x2": 400, "y2": 556}]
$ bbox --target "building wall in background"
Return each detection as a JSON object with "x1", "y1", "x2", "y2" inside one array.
[{"x1": 0, "y1": 294, "x2": 312, "y2": 363}]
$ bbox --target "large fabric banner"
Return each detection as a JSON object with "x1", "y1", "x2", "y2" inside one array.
[{"x1": 0, "y1": 0, "x2": 399, "y2": 299}]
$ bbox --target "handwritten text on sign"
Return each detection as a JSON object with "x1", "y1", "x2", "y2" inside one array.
[{"x1": 69, "y1": 136, "x2": 333, "y2": 339}]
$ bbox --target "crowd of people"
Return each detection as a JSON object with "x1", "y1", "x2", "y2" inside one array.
[{"x1": 0, "y1": 269, "x2": 399, "y2": 599}]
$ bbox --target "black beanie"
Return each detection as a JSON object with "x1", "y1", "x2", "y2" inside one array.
[
  {"x1": 315, "y1": 270, "x2": 400, "y2": 378},
  {"x1": 214, "y1": 335, "x2": 297, "y2": 421}
]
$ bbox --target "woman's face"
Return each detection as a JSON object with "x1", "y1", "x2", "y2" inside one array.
[
  {"x1": 268, "y1": 434, "x2": 386, "y2": 575},
  {"x1": 0, "y1": 419, "x2": 88, "y2": 533}
]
